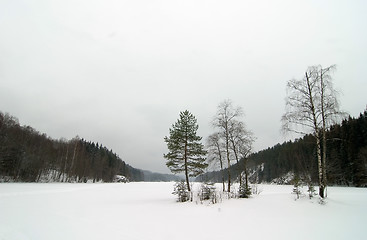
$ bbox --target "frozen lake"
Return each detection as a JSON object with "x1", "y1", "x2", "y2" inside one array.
[{"x1": 1, "y1": 183, "x2": 366, "y2": 240}]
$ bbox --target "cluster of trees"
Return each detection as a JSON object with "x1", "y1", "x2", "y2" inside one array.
[
  {"x1": 207, "y1": 100, "x2": 254, "y2": 195},
  {"x1": 199, "y1": 109, "x2": 367, "y2": 189},
  {"x1": 197, "y1": 65, "x2": 366, "y2": 199},
  {"x1": 164, "y1": 101, "x2": 255, "y2": 200},
  {"x1": 0, "y1": 112, "x2": 142, "y2": 182}
]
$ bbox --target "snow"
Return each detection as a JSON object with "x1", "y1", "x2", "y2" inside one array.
[{"x1": 0, "y1": 183, "x2": 366, "y2": 240}]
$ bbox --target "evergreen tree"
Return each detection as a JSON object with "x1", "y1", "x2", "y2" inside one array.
[{"x1": 164, "y1": 110, "x2": 207, "y2": 192}]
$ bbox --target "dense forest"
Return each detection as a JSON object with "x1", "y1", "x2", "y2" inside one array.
[
  {"x1": 198, "y1": 109, "x2": 367, "y2": 187},
  {"x1": 0, "y1": 111, "x2": 149, "y2": 182}
]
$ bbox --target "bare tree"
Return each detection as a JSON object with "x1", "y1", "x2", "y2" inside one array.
[
  {"x1": 318, "y1": 65, "x2": 346, "y2": 195},
  {"x1": 236, "y1": 123, "x2": 255, "y2": 192},
  {"x1": 212, "y1": 99, "x2": 255, "y2": 193},
  {"x1": 282, "y1": 65, "x2": 343, "y2": 198},
  {"x1": 212, "y1": 100, "x2": 243, "y2": 192},
  {"x1": 207, "y1": 132, "x2": 226, "y2": 191},
  {"x1": 228, "y1": 120, "x2": 255, "y2": 190}
]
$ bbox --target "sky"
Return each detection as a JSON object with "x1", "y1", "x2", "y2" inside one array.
[{"x1": 0, "y1": 0, "x2": 366, "y2": 174}]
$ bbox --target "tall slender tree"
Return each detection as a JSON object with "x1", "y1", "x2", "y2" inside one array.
[
  {"x1": 318, "y1": 65, "x2": 345, "y2": 195},
  {"x1": 164, "y1": 110, "x2": 207, "y2": 192},
  {"x1": 229, "y1": 120, "x2": 255, "y2": 192},
  {"x1": 207, "y1": 132, "x2": 226, "y2": 191},
  {"x1": 282, "y1": 65, "x2": 343, "y2": 198}
]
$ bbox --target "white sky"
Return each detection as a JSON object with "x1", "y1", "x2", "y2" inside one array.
[{"x1": 1, "y1": 0, "x2": 366, "y2": 174}]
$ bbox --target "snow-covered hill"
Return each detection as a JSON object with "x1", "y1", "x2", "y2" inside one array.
[{"x1": 0, "y1": 183, "x2": 366, "y2": 240}]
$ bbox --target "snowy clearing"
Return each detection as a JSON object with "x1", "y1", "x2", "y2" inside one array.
[{"x1": 0, "y1": 183, "x2": 366, "y2": 240}]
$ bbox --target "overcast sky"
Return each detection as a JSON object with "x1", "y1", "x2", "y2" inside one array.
[{"x1": 1, "y1": 0, "x2": 366, "y2": 174}]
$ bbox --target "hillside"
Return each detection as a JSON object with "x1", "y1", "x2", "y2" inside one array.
[{"x1": 0, "y1": 111, "x2": 177, "y2": 182}]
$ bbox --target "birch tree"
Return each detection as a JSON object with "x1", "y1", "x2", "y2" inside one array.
[
  {"x1": 282, "y1": 65, "x2": 343, "y2": 198},
  {"x1": 318, "y1": 65, "x2": 344, "y2": 193}
]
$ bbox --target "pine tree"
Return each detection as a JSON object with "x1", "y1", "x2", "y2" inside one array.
[{"x1": 164, "y1": 110, "x2": 207, "y2": 192}]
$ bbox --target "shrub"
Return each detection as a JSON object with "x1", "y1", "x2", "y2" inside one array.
[
  {"x1": 238, "y1": 183, "x2": 252, "y2": 198},
  {"x1": 173, "y1": 180, "x2": 190, "y2": 202},
  {"x1": 199, "y1": 182, "x2": 217, "y2": 203}
]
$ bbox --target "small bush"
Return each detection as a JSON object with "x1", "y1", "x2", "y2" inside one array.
[
  {"x1": 173, "y1": 180, "x2": 190, "y2": 202},
  {"x1": 292, "y1": 175, "x2": 302, "y2": 200},
  {"x1": 199, "y1": 182, "x2": 217, "y2": 203},
  {"x1": 238, "y1": 184, "x2": 252, "y2": 198},
  {"x1": 307, "y1": 183, "x2": 316, "y2": 199}
]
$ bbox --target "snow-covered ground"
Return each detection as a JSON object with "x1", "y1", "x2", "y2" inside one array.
[{"x1": 0, "y1": 183, "x2": 366, "y2": 240}]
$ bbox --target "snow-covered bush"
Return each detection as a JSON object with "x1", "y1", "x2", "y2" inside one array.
[
  {"x1": 173, "y1": 180, "x2": 190, "y2": 202},
  {"x1": 272, "y1": 172, "x2": 294, "y2": 185},
  {"x1": 199, "y1": 182, "x2": 217, "y2": 203},
  {"x1": 114, "y1": 175, "x2": 129, "y2": 183},
  {"x1": 292, "y1": 175, "x2": 303, "y2": 200},
  {"x1": 307, "y1": 182, "x2": 316, "y2": 199}
]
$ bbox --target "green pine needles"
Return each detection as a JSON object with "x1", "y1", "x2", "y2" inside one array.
[{"x1": 164, "y1": 110, "x2": 207, "y2": 192}]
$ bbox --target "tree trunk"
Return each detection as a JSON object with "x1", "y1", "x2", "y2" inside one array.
[
  {"x1": 226, "y1": 125, "x2": 231, "y2": 192},
  {"x1": 316, "y1": 132, "x2": 325, "y2": 198},
  {"x1": 216, "y1": 140, "x2": 225, "y2": 192},
  {"x1": 244, "y1": 158, "x2": 249, "y2": 190},
  {"x1": 227, "y1": 147, "x2": 231, "y2": 193},
  {"x1": 231, "y1": 139, "x2": 241, "y2": 187},
  {"x1": 184, "y1": 140, "x2": 191, "y2": 192},
  {"x1": 220, "y1": 160, "x2": 225, "y2": 192},
  {"x1": 218, "y1": 152, "x2": 225, "y2": 192},
  {"x1": 322, "y1": 129, "x2": 327, "y2": 197},
  {"x1": 320, "y1": 71, "x2": 328, "y2": 197},
  {"x1": 306, "y1": 72, "x2": 326, "y2": 198}
]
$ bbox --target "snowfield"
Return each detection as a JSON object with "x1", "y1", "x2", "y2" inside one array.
[{"x1": 0, "y1": 183, "x2": 366, "y2": 240}]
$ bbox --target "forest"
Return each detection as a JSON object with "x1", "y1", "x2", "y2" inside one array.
[
  {"x1": 198, "y1": 109, "x2": 367, "y2": 187},
  {"x1": 0, "y1": 111, "x2": 146, "y2": 182}
]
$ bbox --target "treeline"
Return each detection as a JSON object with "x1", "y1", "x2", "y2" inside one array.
[
  {"x1": 199, "y1": 109, "x2": 367, "y2": 187},
  {"x1": 0, "y1": 112, "x2": 143, "y2": 182}
]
